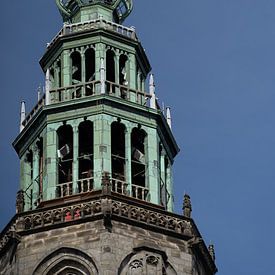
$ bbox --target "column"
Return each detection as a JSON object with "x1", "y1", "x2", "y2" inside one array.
[
  {"x1": 44, "y1": 123, "x2": 59, "y2": 200},
  {"x1": 81, "y1": 49, "x2": 86, "y2": 97},
  {"x1": 20, "y1": 153, "x2": 31, "y2": 211},
  {"x1": 160, "y1": 148, "x2": 166, "y2": 207},
  {"x1": 62, "y1": 49, "x2": 71, "y2": 100},
  {"x1": 93, "y1": 115, "x2": 112, "y2": 189},
  {"x1": 146, "y1": 127, "x2": 160, "y2": 204},
  {"x1": 95, "y1": 43, "x2": 105, "y2": 94},
  {"x1": 32, "y1": 144, "x2": 40, "y2": 209},
  {"x1": 129, "y1": 54, "x2": 136, "y2": 102},
  {"x1": 166, "y1": 162, "x2": 174, "y2": 212},
  {"x1": 115, "y1": 51, "x2": 120, "y2": 85},
  {"x1": 125, "y1": 125, "x2": 132, "y2": 195},
  {"x1": 72, "y1": 126, "x2": 79, "y2": 194}
]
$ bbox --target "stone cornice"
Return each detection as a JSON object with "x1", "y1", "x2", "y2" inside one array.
[{"x1": 0, "y1": 193, "x2": 217, "y2": 274}]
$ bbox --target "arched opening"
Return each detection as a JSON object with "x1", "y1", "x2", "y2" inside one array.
[
  {"x1": 33, "y1": 247, "x2": 98, "y2": 275},
  {"x1": 78, "y1": 120, "x2": 94, "y2": 193},
  {"x1": 118, "y1": 248, "x2": 177, "y2": 275},
  {"x1": 49, "y1": 68, "x2": 55, "y2": 89},
  {"x1": 119, "y1": 54, "x2": 128, "y2": 99},
  {"x1": 111, "y1": 122, "x2": 126, "y2": 194},
  {"x1": 36, "y1": 138, "x2": 44, "y2": 203},
  {"x1": 106, "y1": 49, "x2": 115, "y2": 93},
  {"x1": 57, "y1": 125, "x2": 73, "y2": 198},
  {"x1": 25, "y1": 150, "x2": 33, "y2": 210},
  {"x1": 131, "y1": 127, "x2": 148, "y2": 200},
  {"x1": 85, "y1": 48, "x2": 95, "y2": 96},
  {"x1": 57, "y1": 60, "x2": 62, "y2": 88},
  {"x1": 71, "y1": 51, "x2": 82, "y2": 98}
]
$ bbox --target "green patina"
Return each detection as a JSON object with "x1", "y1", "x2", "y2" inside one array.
[{"x1": 13, "y1": 1, "x2": 179, "y2": 213}]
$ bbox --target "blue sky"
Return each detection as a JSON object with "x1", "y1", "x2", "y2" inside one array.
[{"x1": 1, "y1": 1, "x2": 275, "y2": 274}]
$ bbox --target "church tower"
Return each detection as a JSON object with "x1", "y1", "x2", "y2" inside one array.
[{"x1": 0, "y1": 1, "x2": 217, "y2": 274}]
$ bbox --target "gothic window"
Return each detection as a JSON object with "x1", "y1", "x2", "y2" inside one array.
[
  {"x1": 57, "y1": 125, "x2": 73, "y2": 197},
  {"x1": 118, "y1": 249, "x2": 177, "y2": 275},
  {"x1": 78, "y1": 120, "x2": 94, "y2": 193},
  {"x1": 71, "y1": 51, "x2": 82, "y2": 98},
  {"x1": 111, "y1": 121, "x2": 126, "y2": 194},
  {"x1": 106, "y1": 49, "x2": 116, "y2": 93},
  {"x1": 119, "y1": 54, "x2": 128, "y2": 86},
  {"x1": 131, "y1": 127, "x2": 147, "y2": 200},
  {"x1": 85, "y1": 48, "x2": 95, "y2": 96},
  {"x1": 33, "y1": 247, "x2": 98, "y2": 275},
  {"x1": 50, "y1": 67, "x2": 55, "y2": 89},
  {"x1": 25, "y1": 150, "x2": 33, "y2": 209},
  {"x1": 36, "y1": 138, "x2": 44, "y2": 201}
]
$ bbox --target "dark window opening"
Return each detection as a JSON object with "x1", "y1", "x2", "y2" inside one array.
[
  {"x1": 119, "y1": 55, "x2": 128, "y2": 86},
  {"x1": 71, "y1": 51, "x2": 82, "y2": 98},
  {"x1": 119, "y1": 54, "x2": 128, "y2": 99},
  {"x1": 25, "y1": 150, "x2": 34, "y2": 209},
  {"x1": 57, "y1": 60, "x2": 62, "y2": 88},
  {"x1": 36, "y1": 138, "x2": 43, "y2": 201},
  {"x1": 57, "y1": 125, "x2": 73, "y2": 197},
  {"x1": 111, "y1": 122, "x2": 126, "y2": 194},
  {"x1": 50, "y1": 68, "x2": 55, "y2": 89},
  {"x1": 78, "y1": 121, "x2": 94, "y2": 193},
  {"x1": 131, "y1": 127, "x2": 147, "y2": 199},
  {"x1": 106, "y1": 50, "x2": 115, "y2": 93},
  {"x1": 85, "y1": 48, "x2": 95, "y2": 96}
]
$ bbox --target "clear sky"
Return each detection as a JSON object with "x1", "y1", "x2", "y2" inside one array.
[{"x1": 0, "y1": 1, "x2": 275, "y2": 274}]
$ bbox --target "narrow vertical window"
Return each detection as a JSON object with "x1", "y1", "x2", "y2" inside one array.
[
  {"x1": 111, "y1": 122, "x2": 126, "y2": 194},
  {"x1": 131, "y1": 127, "x2": 147, "y2": 200},
  {"x1": 78, "y1": 120, "x2": 94, "y2": 193},
  {"x1": 71, "y1": 51, "x2": 82, "y2": 98},
  {"x1": 106, "y1": 49, "x2": 115, "y2": 93},
  {"x1": 85, "y1": 48, "x2": 95, "y2": 96},
  {"x1": 57, "y1": 125, "x2": 73, "y2": 197}
]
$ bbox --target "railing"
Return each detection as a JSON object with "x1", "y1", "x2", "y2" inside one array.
[
  {"x1": 49, "y1": 80, "x2": 150, "y2": 105},
  {"x1": 77, "y1": 177, "x2": 94, "y2": 194},
  {"x1": 111, "y1": 178, "x2": 128, "y2": 195},
  {"x1": 47, "y1": 18, "x2": 137, "y2": 49},
  {"x1": 132, "y1": 184, "x2": 149, "y2": 201},
  {"x1": 50, "y1": 80, "x2": 99, "y2": 103},
  {"x1": 56, "y1": 182, "x2": 73, "y2": 198},
  {"x1": 22, "y1": 94, "x2": 45, "y2": 127}
]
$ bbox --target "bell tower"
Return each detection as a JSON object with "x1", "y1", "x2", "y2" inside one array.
[{"x1": 0, "y1": 1, "x2": 217, "y2": 274}]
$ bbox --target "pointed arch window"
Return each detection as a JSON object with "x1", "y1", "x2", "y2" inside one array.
[
  {"x1": 57, "y1": 125, "x2": 73, "y2": 197},
  {"x1": 85, "y1": 48, "x2": 95, "y2": 96},
  {"x1": 71, "y1": 51, "x2": 82, "y2": 98},
  {"x1": 111, "y1": 121, "x2": 126, "y2": 194},
  {"x1": 131, "y1": 127, "x2": 148, "y2": 200},
  {"x1": 78, "y1": 120, "x2": 94, "y2": 193}
]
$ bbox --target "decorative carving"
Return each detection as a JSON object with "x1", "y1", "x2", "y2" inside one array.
[
  {"x1": 102, "y1": 171, "x2": 111, "y2": 195},
  {"x1": 16, "y1": 190, "x2": 25, "y2": 214},
  {"x1": 183, "y1": 194, "x2": 192, "y2": 218},
  {"x1": 101, "y1": 198, "x2": 112, "y2": 232},
  {"x1": 208, "y1": 244, "x2": 216, "y2": 262}
]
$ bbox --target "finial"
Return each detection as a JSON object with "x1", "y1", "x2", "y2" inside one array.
[
  {"x1": 100, "y1": 58, "x2": 106, "y2": 94},
  {"x1": 37, "y1": 84, "x2": 43, "y2": 102},
  {"x1": 149, "y1": 74, "x2": 156, "y2": 109},
  {"x1": 20, "y1": 101, "x2": 26, "y2": 132},
  {"x1": 45, "y1": 69, "x2": 50, "y2": 105},
  {"x1": 183, "y1": 193, "x2": 192, "y2": 218},
  {"x1": 208, "y1": 243, "x2": 216, "y2": 262},
  {"x1": 166, "y1": 107, "x2": 172, "y2": 129}
]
